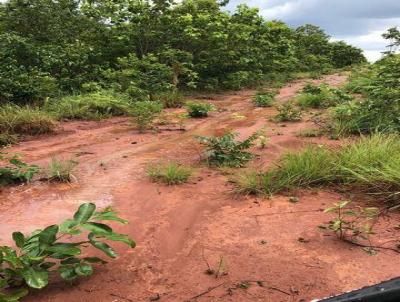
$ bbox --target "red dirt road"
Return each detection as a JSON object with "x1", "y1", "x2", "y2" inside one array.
[{"x1": 1, "y1": 74, "x2": 400, "y2": 302}]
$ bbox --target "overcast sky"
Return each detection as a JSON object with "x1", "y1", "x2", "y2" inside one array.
[{"x1": 226, "y1": 0, "x2": 400, "y2": 62}]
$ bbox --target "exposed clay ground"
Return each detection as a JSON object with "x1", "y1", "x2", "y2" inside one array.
[{"x1": 1, "y1": 74, "x2": 400, "y2": 302}]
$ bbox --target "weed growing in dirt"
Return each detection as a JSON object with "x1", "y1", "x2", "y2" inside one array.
[
  {"x1": 0, "y1": 153, "x2": 39, "y2": 186},
  {"x1": 186, "y1": 102, "x2": 215, "y2": 118},
  {"x1": 46, "y1": 158, "x2": 78, "y2": 182},
  {"x1": 147, "y1": 162, "x2": 192, "y2": 185},
  {"x1": 252, "y1": 92, "x2": 276, "y2": 107},
  {"x1": 234, "y1": 134, "x2": 400, "y2": 202},
  {"x1": 197, "y1": 132, "x2": 259, "y2": 167},
  {"x1": 44, "y1": 91, "x2": 132, "y2": 120},
  {"x1": 0, "y1": 203, "x2": 135, "y2": 301},
  {"x1": 130, "y1": 101, "x2": 163, "y2": 132},
  {"x1": 324, "y1": 201, "x2": 379, "y2": 244},
  {"x1": 273, "y1": 101, "x2": 302, "y2": 122},
  {"x1": 0, "y1": 104, "x2": 56, "y2": 136},
  {"x1": 155, "y1": 90, "x2": 185, "y2": 108}
]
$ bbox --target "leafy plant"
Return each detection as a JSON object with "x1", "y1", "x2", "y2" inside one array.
[
  {"x1": 130, "y1": 101, "x2": 163, "y2": 132},
  {"x1": 297, "y1": 83, "x2": 352, "y2": 109},
  {"x1": 324, "y1": 201, "x2": 379, "y2": 245},
  {"x1": 252, "y1": 92, "x2": 276, "y2": 107},
  {"x1": 46, "y1": 158, "x2": 78, "y2": 182},
  {"x1": 0, "y1": 153, "x2": 39, "y2": 186},
  {"x1": 0, "y1": 203, "x2": 135, "y2": 301},
  {"x1": 147, "y1": 162, "x2": 193, "y2": 185},
  {"x1": 197, "y1": 132, "x2": 259, "y2": 167},
  {"x1": 186, "y1": 102, "x2": 215, "y2": 118},
  {"x1": 273, "y1": 101, "x2": 302, "y2": 122}
]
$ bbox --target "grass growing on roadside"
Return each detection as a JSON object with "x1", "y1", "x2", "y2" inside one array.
[
  {"x1": 296, "y1": 83, "x2": 352, "y2": 109},
  {"x1": 44, "y1": 91, "x2": 132, "y2": 120},
  {"x1": 130, "y1": 100, "x2": 163, "y2": 132},
  {"x1": 234, "y1": 134, "x2": 400, "y2": 202},
  {"x1": 155, "y1": 90, "x2": 185, "y2": 108},
  {"x1": 0, "y1": 104, "x2": 56, "y2": 135},
  {"x1": 46, "y1": 158, "x2": 78, "y2": 182},
  {"x1": 296, "y1": 129, "x2": 323, "y2": 138},
  {"x1": 0, "y1": 132, "x2": 18, "y2": 146},
  {"x1": 147, "y1": 162, "x2": 193, "y2": 185}
]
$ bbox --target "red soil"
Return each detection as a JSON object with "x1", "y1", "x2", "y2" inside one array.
[{"x1": 1, "y1": 74, "x2": 400, "y2": 302}]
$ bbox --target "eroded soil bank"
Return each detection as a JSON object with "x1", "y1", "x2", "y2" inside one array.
[{"x1": 1, "y1": 74, "x2": 400, "y2": 302}]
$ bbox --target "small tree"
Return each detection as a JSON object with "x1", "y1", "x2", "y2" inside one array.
[{"x1": 130, "y1": 101, "x2": 163, "y2": 132}]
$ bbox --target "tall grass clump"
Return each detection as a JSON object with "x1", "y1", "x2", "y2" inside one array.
[
  {"x1": 235, "y1": 134, "x2": 400, "y2": 202},
  {"x1": 44, "y1": 91, "x2": 132, "y2": 120},
  {"x1": 155, "y1": 90, "x2": 185, "y2": 108},
  {"x1": 147, "y1": 162, "x2": 192, "y2": 185},
  {"x1": 252, "y1": 91, "x2": 276, "y2": 107},
  {"x1": 46, "y1": 158, "x2": 78, "y2": 182},
  {"x1": 0, "y1": 104, "x2": 56, "y2": 135}
]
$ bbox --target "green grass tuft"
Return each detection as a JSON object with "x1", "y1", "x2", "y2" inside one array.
[
  {"x1": 46, "y1": 158, "x2": 78, "y2": 182},
  {"x1": 147, "y1": 162, "x2": 193, "y2": 185}
]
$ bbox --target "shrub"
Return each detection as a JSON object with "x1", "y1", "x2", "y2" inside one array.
[
  {"x1": 130, "y1": 101, "x2": 163, "y2": 132},
  {"x1": 197, "y1": 132, "x2": 259, "y2": 167},
  {"x1": 44, "y1": 91, "x2": 132, "y2": 120},
  {"x1": 155, "y1": 90, "x2": 185, "y2": 108},
  {"x1": 147, "y1": 162, "x2": 192, "y2": 185},
  {"x1": 234, "y1": 134, "x2": 400, "y2": 202},
  {"x1": 273, "y1": 101, "x2": 302, "y2": 122},
  {"x1": 46, "y1": 158, "x2": 78, "y2": 182},
  {"x1": 252, "y1": 92, "x2": 276, "y2": 107},
  {"x1": 297, "y1": 83, "x2": 352, "y2": 109},
  {"x1": 0, "y1": 105, "x2": 56, "y2": 135},
  {"x1": 0, "y1": 203, "x2": 135, "y2": 301},
  {"x1": 0, "y1": 153, "x2": 39, "y2": 186},
  {"x1": 186, "y1": 102, "x2": 215, "y2": 118}
]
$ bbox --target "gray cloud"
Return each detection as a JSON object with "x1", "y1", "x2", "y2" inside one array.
[{"x1": 226, "y1": 0, "x2": 400, "y2": 61}]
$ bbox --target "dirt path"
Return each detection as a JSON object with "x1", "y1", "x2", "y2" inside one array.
[{"x1": 1, "y1": 74, "x2": 400, "y2": 302}]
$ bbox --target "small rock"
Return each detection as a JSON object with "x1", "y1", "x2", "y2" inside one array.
[{"x1": 149, "y1": 294, "x2": 160, "y2": 301}]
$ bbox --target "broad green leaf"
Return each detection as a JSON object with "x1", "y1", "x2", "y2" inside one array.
[
  {"x1": 82, "y1": 222, "x2": 112, "y2": 235},
  {"x1": 21, "y1": 267, "x2": 49, "y2": 289},
  {"x1": 73, "y1": 203, "x2": 96, "y2": 223},
  {"x1": 93, "y1": 208, "x2": 128, "y2": 224},
  {"x1": 105, "y1": 233, "x2": 136, "y2": 248},
  {"x1": 83, "y1": 257, "x2": 107, "y2": 264},
  {"x1": 39, "y1": 225, "x2": 59, "y2": 246},
  {"x1": 0, "y1": 288, "x2": 29, "y2": 302},
  {"x1": 59, "y1": 219, "x2": 80, "y2": 235},
  {"x1": 75, "y1": 263, "x2": 93, "y2": 277},
  {"x1": 58, "y1": 265, "x2": 78, "y2": 281},
  {"x1": 47, "y1": 243, "x2": 81, "y2": 256},
  {"x1": 12, "y1": 232, "x2": 25, "y2": 248},
  {"x1": 89, "y1": 239, "x2": 117, "y2": 258}
]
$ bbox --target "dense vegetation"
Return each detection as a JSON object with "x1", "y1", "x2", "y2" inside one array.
[{"x1": 0, "y1": 0, "x2": 366, "y2": 107}]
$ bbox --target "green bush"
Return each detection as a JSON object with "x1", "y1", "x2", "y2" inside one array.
[
  {"x1": 197, "y1": 132, "x2": 259, "y2": 167},
  {"x1": 44, "y1": 91, "x2": 132, "y2": 120},
  {"x1": 273, "y1": 101, "x2": 302, "y2": 122},
  {"x1": 297, "y1": 83, "x2": 352, "y2": 109},
  {"x1": 0, "y1": 203, "x2": 135, "y2": 301},
  {"x1": 235, "y1": 134, "x2": 400, "y2": 202},
  {"x1": 147, "y1": 162, "x2": 192, "y2": 185},
  {"x1": 0, "y1": 153, "x2": 39, "y2": 186},
  {"x1": 0, "y1": 105, "x2": 55, "y2": 136},
  {"x1": 253, "y1": 92, "x2": 276, "y2": 107},
  {"x1": 130, "y1": 101, "x2": 163, "y2": 132},
  {"x1": 186, "y1": 102, "x2": 215, "y2": 118}
]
